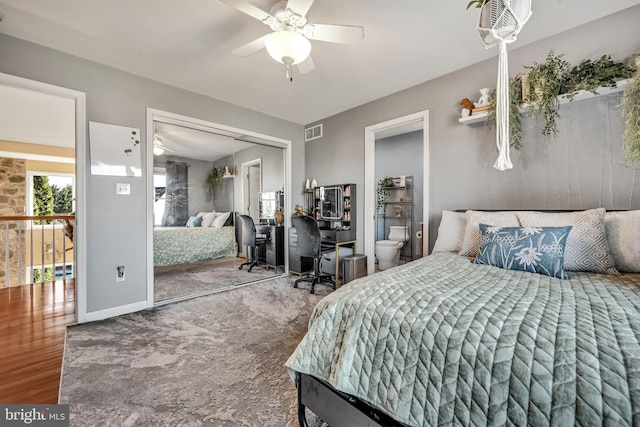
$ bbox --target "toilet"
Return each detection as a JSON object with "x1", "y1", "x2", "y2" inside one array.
[{"x1": 376, "y1": 226, "x2": 409, "y2": 270}]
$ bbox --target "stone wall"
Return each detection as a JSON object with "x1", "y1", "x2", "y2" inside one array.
[{"x1": 0, "y1": 157, "x2": 26, "y2": 287}]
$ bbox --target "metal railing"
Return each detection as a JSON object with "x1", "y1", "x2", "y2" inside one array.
[{"x1": 0, "y1": 214, "x2": 75, "y2": 287}]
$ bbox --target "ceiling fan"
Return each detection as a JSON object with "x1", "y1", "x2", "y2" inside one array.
[
  {"x1": 219, "y1": 0, "x2": 364, "y2": 81},
  {"x1": 153, "y1": 135, "x2": 174, "y2": 156}
]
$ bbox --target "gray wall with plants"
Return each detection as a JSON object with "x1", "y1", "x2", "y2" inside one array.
[
  {"x1": 0, "y1": 33, "x2": 305, "y2": 317},
  {"x1": 305, "y1": 5, "x2": 640, "y2": 253}
]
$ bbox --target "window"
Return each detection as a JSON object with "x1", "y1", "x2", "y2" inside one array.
[{"x1": 27, "y1": 172, "x2": 75, "y2": 221}]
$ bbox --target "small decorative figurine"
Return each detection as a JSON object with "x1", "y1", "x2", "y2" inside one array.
[{"x1": 474, "y1": 87, "x2": 492, "y2": 107}]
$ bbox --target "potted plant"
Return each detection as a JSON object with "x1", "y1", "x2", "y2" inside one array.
[
  {"x1": 622, "y1": 51, "x2": 640, "y2": 164},
  {"x1": 520, "y1": 50, "x2": 570, "y2": 139},
  {"x1": 376, "y1": 177, "x2": 395, "y2": 211},
  {"x1": 205, "y1": 166, "x2": 225, "y2": 201}
]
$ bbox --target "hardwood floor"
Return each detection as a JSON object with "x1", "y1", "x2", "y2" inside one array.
[{"x1": 0, "y1": 279, "x2": 76, "y2": 404}]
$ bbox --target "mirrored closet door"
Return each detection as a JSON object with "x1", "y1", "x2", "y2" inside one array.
[{"x1": 152, "y1": 120, "x2": 285, "y2": 303}]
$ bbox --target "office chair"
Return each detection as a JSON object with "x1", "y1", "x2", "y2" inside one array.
[
  {"x1": 291, "y1": 215, "x2": 336, "y2": 294},
  {"x1": 237, "y1": 214, "x2": 266, "y2": 272}
]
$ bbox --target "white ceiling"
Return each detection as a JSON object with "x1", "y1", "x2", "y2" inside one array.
[{"x1": 0, "y1": 0, "x2": 638, "y2": 125}]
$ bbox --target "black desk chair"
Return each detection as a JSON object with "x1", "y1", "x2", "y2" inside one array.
[
  {"x1": 292, "y1": 215, "x2": 336, "y2": 294},
  {"x1": 237, "y1": 214, "x2": 266, "y2": 272}
]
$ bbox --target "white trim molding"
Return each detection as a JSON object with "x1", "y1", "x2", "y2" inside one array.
[{"x1": 0, "y1": 72, "x2": 88, "y2": 323}]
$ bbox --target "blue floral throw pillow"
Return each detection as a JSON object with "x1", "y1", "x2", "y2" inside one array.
[{"x1": 474, "y1": 224, "x2": 573, "y2": 279}]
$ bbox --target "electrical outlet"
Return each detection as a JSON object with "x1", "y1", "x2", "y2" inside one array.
[{"x1": 116, "y1": 266, "x2": 125, "y2": 282}]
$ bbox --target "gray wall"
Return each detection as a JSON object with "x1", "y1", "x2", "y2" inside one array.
[
  {"x1": 305, "y1": 5, "x2": 640, "y2": 253},
  {"x1": 214, "y1": 143, "x2": 285, "y2": 216},
  {"x1": 0, "y1": 33, "x2": 305, "y2": 315},
  {"x1": 375, "y1": 130, "x2": 424, "y2": 258}
]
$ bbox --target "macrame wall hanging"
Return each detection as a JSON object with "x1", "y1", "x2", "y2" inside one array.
[{"x1": 477, "y1": 0, "x2": 532, "y2": 171}]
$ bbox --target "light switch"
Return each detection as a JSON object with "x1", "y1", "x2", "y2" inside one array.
[{"x1": 116, "y1": 183, "x2": 131, "y2": 195}]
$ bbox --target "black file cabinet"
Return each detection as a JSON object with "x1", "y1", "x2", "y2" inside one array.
[
  {"x1": 257, "y1": 225, "x2": 284, "y2": 272},
  {"x1": 288, "y1": 227, "x2": 313, "y2": 276}
]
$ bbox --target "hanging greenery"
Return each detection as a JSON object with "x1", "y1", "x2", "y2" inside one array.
[
  {"x1": 562, "y1": 55, "x2": 633, "y2": 101},
  {"x1": 485, "y1": 50, "x2": 633, "y2": 150},
  {"x1": 466, "y1": 0, "x2": 490, "y2": 8},
  {"x1": 521, "y1": 50, "x2": 570, "y2": 139},
  {"x1": 486, "y1": 75, "x2": 523, "y2": 150},
  {"x1": 622, "y1": 51, "x2": 640, "y2": 164},
  {"x1": 376, "y1": 177, "x2": 395, "y2": 210},
  {"x1": 205, "y1": 166, "x2": 226, "y2": 201}
]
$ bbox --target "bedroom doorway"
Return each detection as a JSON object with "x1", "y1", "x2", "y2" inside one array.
[
  {"x1": 364, "y1": 110, "x2": 430, "y2": 275},
  {"x1": 146, "y1": 109, "x2": 292, "y2": 306},
  {"x1": 0, "y1": 72, "x2": 87, "y2": 320}
]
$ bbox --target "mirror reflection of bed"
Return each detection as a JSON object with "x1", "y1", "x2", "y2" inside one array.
[{"x1": 152, "y1": 121, "x2": 285, "y2": 303}]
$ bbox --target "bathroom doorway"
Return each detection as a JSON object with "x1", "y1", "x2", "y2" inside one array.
[{"x1": 364, "y1": 110, "x2": 429, "y2": 275}]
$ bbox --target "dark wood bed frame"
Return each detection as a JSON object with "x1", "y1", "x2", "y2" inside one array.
[
  {"x1": 295, "y1": 372, "x2": 409, "y2": 427},
  {"x1": 294, "y1": 208, "x2": 628, "y2": 426}
]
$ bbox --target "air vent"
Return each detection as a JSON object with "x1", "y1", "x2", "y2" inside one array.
[{"x1": 305, "y1": 124, "x2": 323, "y2": 141}]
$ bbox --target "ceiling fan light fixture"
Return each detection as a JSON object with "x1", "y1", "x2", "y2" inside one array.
[{"x1": 264, "y1": 30, "x2": 311, "y2": 65}]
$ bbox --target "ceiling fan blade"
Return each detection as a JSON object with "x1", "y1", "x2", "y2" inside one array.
[
  {"x1": 232, "y1": 35, "x2": 268, "y2": 56},
  {"x1": 286, "y1": 0, "x2": 315, "y2": 17},
  {"x1": 305, "y1": 23, "x2": 364, "y2": 44},
  {"x1": 296, "y1": 55, "x2": 315, "y2": 74},
  {"x1": 219, "y1": 0, "x2": 274, "y2": 22}
]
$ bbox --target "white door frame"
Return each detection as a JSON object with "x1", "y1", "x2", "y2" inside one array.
[
  {"x1": 241, "y1": 158, "x2": 262, "y2": 217},
  {"x1": 145, "y1": 108, "x2": 292, "y2": 306},
  {"x1": 364, "y1": 110, "x2": 430, "y2": 275},
  {"x1": 0, "y1": 72, "x2": 88, "y2": 322}
]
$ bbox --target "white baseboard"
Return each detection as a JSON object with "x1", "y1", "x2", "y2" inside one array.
[{"x1": 81, "y1": 300, "x2": 151, "y2": 323}]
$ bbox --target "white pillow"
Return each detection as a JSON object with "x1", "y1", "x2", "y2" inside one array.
[
  {"x1": 201, "y1": 212, "x2": 218, "y2": 228},
  {"x1": 604, "y1": 210, "x2": 640, "y2": 273},
  {"x1": 518, "y1": 208, "x2": 618, "y2": 275},
  {"x1": 211, "y1": 211, "x2": 231, "y2": 229},
  {"x1": 432, "y1": 210, "x2": 467, "y2": 253},
  {"x1": 458, "y1": 210, "x2": 520, "y2": 257}
]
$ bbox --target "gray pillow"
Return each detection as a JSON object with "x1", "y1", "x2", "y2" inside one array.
[
  {"x1": 432, "y1": 210, "x2": 467, "y2": 253},
  {"x1": 517, "y1": 208, "x2": 619, "y2": 275},
  {"x1": 604, "y1": 210, "x2": 640, "y2": 273}
]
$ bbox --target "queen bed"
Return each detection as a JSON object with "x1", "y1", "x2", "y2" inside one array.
[{"x1": 285, "y1": 208, "x2": 640, "y2": 426}]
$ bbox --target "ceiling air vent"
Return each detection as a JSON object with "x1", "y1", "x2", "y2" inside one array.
[{"x1": 305, "y1": 124, "x2": 323, "y2": 142}]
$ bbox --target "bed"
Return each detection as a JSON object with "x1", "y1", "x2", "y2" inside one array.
[
  {"x1": 153, "y1": 225, "x2": 235, "y2": 266},
  {"x1": 285, "y1": 208, "x2": 640, "y2": 426}
]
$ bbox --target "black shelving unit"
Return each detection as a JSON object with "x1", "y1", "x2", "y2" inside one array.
[{"x1": 377, "y1": 176, "x2": 413, "y2": 263}]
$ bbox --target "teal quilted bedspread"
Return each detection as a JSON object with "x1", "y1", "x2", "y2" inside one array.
[
  {"x1": 286, "y1": 252, "x2": 640, "y2": 426},
  {"x1": 153, "y1": 226, "x2": 235, "y2": 266}
]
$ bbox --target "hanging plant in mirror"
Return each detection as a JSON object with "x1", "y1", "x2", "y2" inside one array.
[{"x1": 205, "y1": 166, "x2": 226, "y2": 201}]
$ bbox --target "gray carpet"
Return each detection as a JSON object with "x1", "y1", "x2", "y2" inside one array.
[
  {"x1": 154, "y1": 257, "x2": 280, "y2": 302},
  {"x1": 60, "y1": 276, "x2": 333, "y2": 426}
]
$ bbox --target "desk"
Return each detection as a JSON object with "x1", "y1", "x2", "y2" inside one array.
[{"x1": 321, "y1": 240, "x2": 356, "y2": 288}]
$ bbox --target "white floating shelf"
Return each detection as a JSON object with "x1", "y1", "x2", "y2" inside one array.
[
  {"x1": 459, "y1": 111, "x2": 488, "y2": 125},
  {"x1": 459, "y1": 79, "x2": 629, "y2": 126}
]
